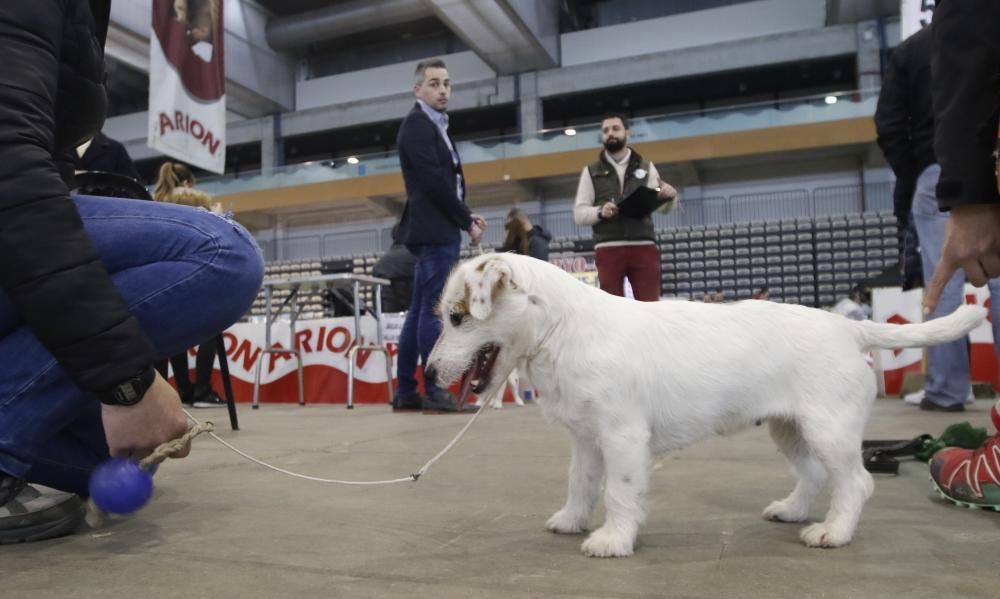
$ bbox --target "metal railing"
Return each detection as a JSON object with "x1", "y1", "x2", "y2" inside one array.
[{"x1": 258, "y1": 181, "x2": 897, "y2": 261}]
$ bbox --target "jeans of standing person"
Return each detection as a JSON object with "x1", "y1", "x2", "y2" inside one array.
[
  {"x1": 0, "y1": 196, "x2": 263, "y2": 495},
  {"x1": 911, "y1": 164, "x2": 1000, "y2": 408},
  {"x1": 396, "y1": 241, "x2": 461, "y2": 397}
]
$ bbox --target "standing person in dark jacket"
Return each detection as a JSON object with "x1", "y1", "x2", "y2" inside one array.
[
  {"x1": 874, "y1": 23, "x2": 999, "y2": 412},
  {"x1": 74, "y1": 130, "x2": 141, "y2": 181},
  {"x1": 874, "y1": 26, "x2": 933, "y2": 291},
  {"x1": 392, "y1": 58, "x2": 486, "y2": 413},
  {"x1": 923, "y1": 0, "x2": 1000, "y2": 313},
  {"x1": 498, "y1": 208, "x2": 551, "y2": 262},
  {"x1": 0, "y1": 1, "x2": 263, "y2": 544}
]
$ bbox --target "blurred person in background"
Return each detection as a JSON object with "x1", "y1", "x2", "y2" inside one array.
[
  {"x1": 498, "y1": 208, "x2": 551, "y2": 261},
  {"x1": 372, "y1": 224, "x2": 417, "y2": 313}
]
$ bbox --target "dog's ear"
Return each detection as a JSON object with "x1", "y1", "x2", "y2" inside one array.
[{"x1": 468, "y1": 258, "x2": 514, "y2": 320}]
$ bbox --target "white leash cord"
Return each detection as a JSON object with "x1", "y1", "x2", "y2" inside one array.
[{"x1": 183, "y1": 405, "x2": 487, "y2": 486}]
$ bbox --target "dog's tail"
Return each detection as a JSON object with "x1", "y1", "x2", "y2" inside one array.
[{"x1": 853, "y1": 304, "x2": 986, "y2": 350}]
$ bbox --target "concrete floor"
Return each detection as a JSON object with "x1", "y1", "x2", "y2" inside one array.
[{"x1": 2, "y1": 399, "x2": 999, "y2": 599}]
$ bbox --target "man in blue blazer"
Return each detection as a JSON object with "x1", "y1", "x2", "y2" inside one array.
[{"x1": 393, "y1": 59, "x2": 485, "y2": 413}]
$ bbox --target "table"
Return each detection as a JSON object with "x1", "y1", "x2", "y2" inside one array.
[{"x1": 252, "y1": 273, "x2": 393, "y2": 409}]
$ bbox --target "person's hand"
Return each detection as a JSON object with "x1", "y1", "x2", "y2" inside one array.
[
  {"x1": 656, "y1": 177, "x2": 677, "y2": 200},
  {"x1": 599, "y1": 202, "x2": 618, "y2": 219},
  {"x1": 469, "y1": 222, "x2": 485, "y2": 246},
  {"x1": 471, "y1": 214, "x2": 487, "y2": 229},
  {"x1": 101, "y1": 371, "x2": 191, "y2": 461},
  {"x1": 923, "y1": 204, "x2": 1000, "y2": 315}
]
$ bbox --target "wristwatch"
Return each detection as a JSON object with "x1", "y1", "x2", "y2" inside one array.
[{"x1": 96, "y1": 365, "x2": 156, "y2": 406}]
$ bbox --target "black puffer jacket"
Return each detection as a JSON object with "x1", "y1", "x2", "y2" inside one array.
[
  {"x1": 0, "y1": 1, "x2": 157, "y2": 393},
  {"x1": 931, "y1": 0, "x2": 1000, "y2": 208},
  {"x1": 874, "y1": 25, "x2": 935, "y2": 227}
]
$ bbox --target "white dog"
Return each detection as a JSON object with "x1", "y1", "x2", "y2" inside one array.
[{"x1": 426, "y1": 253, "x2": 985, "y2": 558}]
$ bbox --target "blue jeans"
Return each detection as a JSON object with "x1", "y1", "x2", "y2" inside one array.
[
  {"x1": 0, "y1": 196, "x2": 264, "y2": 495},
  {"x1": 911, "y1": 164, "x2": 1000, "y2": 407},
  {"x1": 396, "y1": 241, "x2": 460, "y2": 396}
]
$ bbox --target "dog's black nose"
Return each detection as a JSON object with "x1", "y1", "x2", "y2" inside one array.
[{"x1": 424, "y1": 365, "x2": 438, "y2": 386}]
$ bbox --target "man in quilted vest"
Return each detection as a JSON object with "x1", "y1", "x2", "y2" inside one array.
[{"x1": 573, "y1": 113, "x2": 677, "y2": 301}]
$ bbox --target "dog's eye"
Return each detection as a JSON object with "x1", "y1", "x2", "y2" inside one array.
[{"x1": 449, "y1": 312, "x2": 464, "y2": 327}]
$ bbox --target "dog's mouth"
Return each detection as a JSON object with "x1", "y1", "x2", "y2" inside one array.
[{"x1": 457, "y1": 344, "x2": 501, "y2": 407}]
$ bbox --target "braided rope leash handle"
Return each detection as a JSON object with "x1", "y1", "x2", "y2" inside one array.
[
  {"x1": 138, "y1": 421, "x2": 214, "y2": 469},
  {"x1": 85, "y1": 422, "x2": 215, "y2": 529}
]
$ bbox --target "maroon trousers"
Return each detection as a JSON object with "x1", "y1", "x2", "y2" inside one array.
[{"x1": 594, "y1": 243, "x2": 661, "y2": 301}]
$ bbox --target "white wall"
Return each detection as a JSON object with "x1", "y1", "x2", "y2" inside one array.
[
  {"x1": 296, "y1": 51, "x2": 496, "y2": 111},
  {"x1": 560, "y1": 0, "x2": 826, "y2": 67}
]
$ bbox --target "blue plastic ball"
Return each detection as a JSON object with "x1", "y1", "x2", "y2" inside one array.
[{"x1": 89, "y1": 458, "x2": 154, "y2": 514}]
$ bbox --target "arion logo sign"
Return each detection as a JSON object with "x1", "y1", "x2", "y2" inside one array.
[{"x1": 148, "y1": 0, "x2": 226, "y2": 174}]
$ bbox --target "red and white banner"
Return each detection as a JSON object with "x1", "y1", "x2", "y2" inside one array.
[
  {"x1": 872, "y1": 284, "x2": 998, "y2": 395},
  {"x1": 179, "y1": 313, "x2": 522, "y2": 405},
  {"x1": 176, "y1": 315, "x2": 402, "y2": 405},
  {"x1": 148, "y1": 0, "x2": 226, "y2": 174}
]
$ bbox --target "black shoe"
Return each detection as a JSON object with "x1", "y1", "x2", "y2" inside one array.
[
  {"x1": 179, "y1": 389, "x2": 196, "y2": 407},
  {"x1": 0, "y1": 475, "x2": 85, "y2": 545},
  {"x1": 919, "y1": 397, "x2": 966, "y2": 412},
  {"x1": 392, "y1": 391, "x2": 424, "y2": 412},
  {"x1": 192, "y1": 389, "x2": 226, "y2": 409},
  {"x1": 423, "y1": 389, "x2": 478, "y2": 414}
]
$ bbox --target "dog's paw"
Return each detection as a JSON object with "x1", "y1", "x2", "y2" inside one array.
[
  {"x1": 580, "y1": 527, "x2": 634, "y2": 558},
  {"x1": 799, "y1": 523, "x2": 852, "y2": 548},
  {"x1": 545, "y1": 509, "x2": 587, "y2": 534},
  {"x1": 762, "y1": 499, "x2": 809, "y2": 523},
  {"x1": 491, "y1": 401, "x2": 503, "y2": 409}
]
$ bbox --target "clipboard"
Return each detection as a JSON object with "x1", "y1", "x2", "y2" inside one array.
[{"x1": 615, "y1": 185, "x2": 670, "y2": 219}]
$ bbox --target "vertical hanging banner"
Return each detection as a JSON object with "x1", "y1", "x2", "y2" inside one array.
[
  {"x1": 148, "y1": 0, "x2": 226, "y2": 174},
  {"x1": 900, "y1": 0, "x2": 935, "y2": 41}
]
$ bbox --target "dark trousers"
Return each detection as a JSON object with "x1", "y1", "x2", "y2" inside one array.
[
  {"x1": 154, "y1": 338, "x2": 219, "y2": 400},
  {"x1": 396, "y1": 241, "x2": 461, "y2": 396},
  {"x1": 594, "y1": 243, "x2": 661, "y2": 301}
]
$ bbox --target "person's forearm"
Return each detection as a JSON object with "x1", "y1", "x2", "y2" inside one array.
[
  {"x1": 573, "y1": 170, "x2": 600, "y2": 225},
  {"x1": 574, "y1": 202, "x2": 601, "y2": 226}
]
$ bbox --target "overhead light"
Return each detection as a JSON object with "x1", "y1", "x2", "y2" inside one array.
[
  {"x1": 824, "y1": 95, "x2": 838, "y2": 105},
  {"x1": 564, "y1": 128, "x2": 577, "y2": 136},
  {"x1": 347, "y1": 156, "x2": 360, "y2": 164}
]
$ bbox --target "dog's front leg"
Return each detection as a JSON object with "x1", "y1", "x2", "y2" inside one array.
[
  {"x1": 581, "y1": 426, "x2": 650, "y2": 558},
  {"x1": 546, "y1": 431, "x2": 603, "y2": 535}
]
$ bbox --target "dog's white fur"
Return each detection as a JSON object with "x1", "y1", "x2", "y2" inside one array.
[{"x1": 428, "y1": 253, "x2": 986, "y2": 557}]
